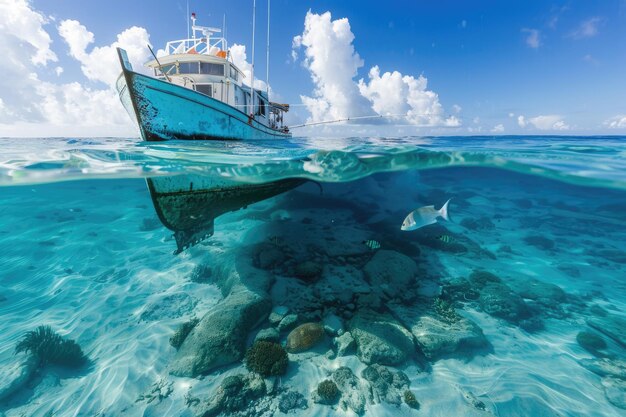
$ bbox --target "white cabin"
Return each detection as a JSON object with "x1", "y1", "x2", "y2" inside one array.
[{"x1": 145, "y1": 14, "x2": 288, "y2": 131}]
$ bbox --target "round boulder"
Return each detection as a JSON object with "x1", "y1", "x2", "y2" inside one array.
[
  {"x1": 363, "y1": 250, "x2": 417, "y2": 297},
  {"x1": 286, "y1": 322, "x2": 325, "y2": 353}
]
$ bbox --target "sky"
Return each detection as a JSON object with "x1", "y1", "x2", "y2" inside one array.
[{"x1": 0, "y1": 0, "x2": 625, "y2": 137}]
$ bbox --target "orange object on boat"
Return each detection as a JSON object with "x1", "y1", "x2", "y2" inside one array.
[
  {"x1": 216, "y1": 50, "x2": 227, "y2": 58},
  {"x1": 187, "y1": 47, "x2": 198, "y2": 54}
]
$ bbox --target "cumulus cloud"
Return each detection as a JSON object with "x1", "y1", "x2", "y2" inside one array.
[
  {"x1": 229, "y1": 43, "x2": 269, "y2": 92},
  {"x1": 293, "y1": 11, "x2": 372, "y2": 123},
  {"x1": 522, "y1": 28, "x2": 541, "y2": 48},
  {"x1": 0, "y1": 0, "x2": 57, "y2": 66},
  {"x1": 293, "y1": 11, "x2": 458, "y2": 127},
  {"x1": 0, "y1": 0, "x2": 152, "y2": 135},
  {"x1": 0, "y1": 0, "x2": 58, "y2": 123},
  {"x1": 58, "y1": 19, "x2": 151, "y2": 85},
  {"x1": 605, "y1": 115, "x2": 626, "y2": 129},
  {"x1": 569, "y1": 17, "x2": 602, "y2": 39},
  {"x1": 491, "y1": 124, "x2": 504, "y2": 133},
  {"x1": 518, "y1": 114, "x2": 569, "y2": 130}
]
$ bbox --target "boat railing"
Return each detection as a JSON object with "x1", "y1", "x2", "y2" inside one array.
[{"x1": 165, "y1": 36, "x2": 227, "y2": 56}]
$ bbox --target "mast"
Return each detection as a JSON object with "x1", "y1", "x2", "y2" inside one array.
[
  {"x1": 266, "y1": 0, "x2": 271, "y2": 99},
  {"x1": 250, "y1": 0, "x2": 256, "y2": 116},
  {"x1": 223, "y1": 14, "x2": 227, "y2": 50},
  {"x1": 186, "y1": 1, "x2": 190, "y2": 39}
]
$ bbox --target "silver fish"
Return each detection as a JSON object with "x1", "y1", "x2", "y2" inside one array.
[{"x1": 401, "y1": 199, "x2": 451, "y2": 231}]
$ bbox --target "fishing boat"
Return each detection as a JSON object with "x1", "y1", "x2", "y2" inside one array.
[{"x1": 115, "y1": 10, "x2": 290, "y2": 141}]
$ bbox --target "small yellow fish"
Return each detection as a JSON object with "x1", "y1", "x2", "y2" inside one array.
[
  {"x1": 363, "y1": 239, "x2": 381, "y2": 250},
  {"x1": 437, "y1": 235, "x2": 453, "y2": 244}
]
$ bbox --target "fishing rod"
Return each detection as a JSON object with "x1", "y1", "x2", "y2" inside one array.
[
  {"x1": 290, "y1": 114, "x2": 390, "y2": 128},
  {"x1": 147, "y1": 44, "x2": 171, "y2": 83},
  {"x1": 290, "y1": 113, "x2": 427, "y2": 129}
]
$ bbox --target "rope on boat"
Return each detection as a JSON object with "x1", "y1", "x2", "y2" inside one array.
[
  {"x1": 289, "y1": 114, "x2": 407, "y2": 129},
  {"x1": 287, "y1": 113, "x2": 462, "y2": 129}
]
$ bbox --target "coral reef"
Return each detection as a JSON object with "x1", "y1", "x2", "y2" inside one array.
[
  {"x1": 196, "y1": 373, "x2": 266, "y2": 417},
  {"x1": 278, "y1": 390, "x2": 308, "y2": 413},
  {"x1": 244, "y1": 341, "x2": 288, "y2": 376},
  {"x1": 361, "y1": 364, "x2": 410, "y2": 405},
  {"x1": 314, "y1": 380, "x2": 340, "y2": 405},
  {"x1": 332, "y1": 367, "x2": 366, "y2": 415},
  {"x1": 404, "y1": 390, "x2": 420, "y2": 409},
  {"x1": 15, "y1": 325, "x2": 87, "y2": 367},
  {"x1": 286, "y1": 322, "x2": 325, "y2": 353}
]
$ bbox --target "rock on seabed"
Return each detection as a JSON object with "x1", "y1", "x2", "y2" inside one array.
[
  {"x1": 390, "y1": 302, "x2": 488, "y2": 360},
  {"x1": 348, "y1": 309, "x2": 415, "y2": 366},
  {"x1": 286, "y1": 322, "x2": 325, "y2": 353},
  {"x1": 169, "y1": 253, "x2": 272, "y2": 377},
  {"x1": 363, "y1": 250, "x2": 417, "y2": 297}
]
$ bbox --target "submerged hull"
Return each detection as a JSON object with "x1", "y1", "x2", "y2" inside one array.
[
  {"x1": 115, "y1": 53, "x2": 291, "y2": 142},
  {"x1": 147, "y1": 175, "x2": 303, "y2": 253}
]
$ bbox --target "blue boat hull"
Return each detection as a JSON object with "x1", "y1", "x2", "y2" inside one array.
[{"x1": 116, "y1": 61, "x2": 291, "y2": 142}]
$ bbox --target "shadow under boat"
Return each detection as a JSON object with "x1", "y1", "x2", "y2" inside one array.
[{"x1": 147, "y1": 174, "x2": 304, "y2": 254}]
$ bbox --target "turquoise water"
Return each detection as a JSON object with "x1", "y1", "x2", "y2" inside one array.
[{"x1": 1, "y1": 136, "x2": 625, "y2": 417}]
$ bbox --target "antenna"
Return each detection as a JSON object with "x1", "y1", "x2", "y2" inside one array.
[
  {"x1": 250, "y1": 0, "x2": 256, "y2": 116},
  {"x1": 186, "y1": 1, "x2": 190, "y2": 39},
  {"x1": 191, "y1": 12, "x2": 197, "y2": 40},
  {"x1": 266, "y1": 0, "x2": 270, "y2": 99},
  {"x1": 223, "y1": 14, "x2": 227, "y2": 50}
]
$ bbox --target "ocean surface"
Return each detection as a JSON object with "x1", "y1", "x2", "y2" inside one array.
[{"x1": 0, "y1": 135, "x2": 625, "y2": 417}]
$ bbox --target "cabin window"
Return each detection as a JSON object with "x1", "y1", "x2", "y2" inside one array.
[
  {"x1": 230, "y1": 66, "x2": 238, "y2": 81},
  {"x1": 195, "y1": 84, "x2": 213, "y2": 97},
  {"x1": 200, "y1": 63, "x2": 225, "y2": 76},
  {"x1": 178, "y1": 62, "x2": 199, "y2": 74},
  {"x1": 156, "y1": 64, "x2": 176, "y2": 76},
  {"x1": 258, "y1": 99, "x2": 266, "y2": 116}
]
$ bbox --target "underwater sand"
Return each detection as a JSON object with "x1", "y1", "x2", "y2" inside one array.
[{"x1": 0, "y1": 136, "x2": 625, "y2": 417}]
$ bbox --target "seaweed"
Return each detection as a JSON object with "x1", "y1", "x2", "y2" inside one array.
[{"x1": 15, "y1": 325, "x2": 87, "y2": 368}]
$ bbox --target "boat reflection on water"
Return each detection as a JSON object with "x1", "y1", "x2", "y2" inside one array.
[{"x1": 147, "y1": 174, "x2": 304, "y2": 253}]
